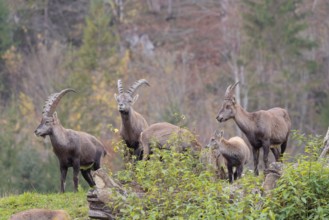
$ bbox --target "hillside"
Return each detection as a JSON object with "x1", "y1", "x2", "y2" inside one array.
[
  {"x1": 1, "y1": 0, "x2": 329, "y2": 199},
  {"x1": 2, "y1": 132, "x2": 329, "y2": 219}
]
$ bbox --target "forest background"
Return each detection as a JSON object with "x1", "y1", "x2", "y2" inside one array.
[{"x1": 0, "y1": 0, "x2": 329, "y2": 194}]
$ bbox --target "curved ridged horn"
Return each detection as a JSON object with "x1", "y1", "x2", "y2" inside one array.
[
  {"x1": 224, "y1": 81, "x2": 239, "y2": 99},
  {"x1": 126, "y1": 79, "x2": 150, "y2": 96},
  {"x1": 117, "y1": 79, "x2": 124, "y2": 94},
  {"x1": 42, "y1": 88, "x2": 76, "y2": 117}
]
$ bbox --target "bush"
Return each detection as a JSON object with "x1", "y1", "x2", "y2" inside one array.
[
  {"x1": 261, "y1": 160, "x2": 329, "y2": 219},
  {"x1": 110, "y1": 131, "x2": 329, "y2": 219},
  {"x1": 113, "y1": 146, "x2": 264, "y2": 219},
  {"x1": 260, "y1": 131, "x2": 329, "y2": 219}
]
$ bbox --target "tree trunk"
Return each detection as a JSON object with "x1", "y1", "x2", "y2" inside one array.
[
  {"x1": 44, "y1": 0, "x2": 49, "y2": 46},
  {"x1": 319, "y1": 127, "x2": 329, "y2": 159}
]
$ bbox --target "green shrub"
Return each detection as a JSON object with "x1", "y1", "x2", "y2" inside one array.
[
  {"x1": 262, "y1": 160, "x2": 329, "y2": 220},
  {"x1": 111, "y1": 131, "x2": 329, "y2": 219},
  {"x1": 113, "y1": 146, "x2": 264, "y2": 219},
  {"x1": 257, "y1": 131, "x2": 329, "y2": 220}
]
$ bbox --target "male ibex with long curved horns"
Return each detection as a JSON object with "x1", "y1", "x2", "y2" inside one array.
[
  {"x1": 115, "y1": 79, "x2": 150, "y2": 160},
  {"x1": 216, "y1": 82, "x2": 291, "y2": 175},
  {"x1": 34, "y1": 89, "x2": 106, "y2": 193}
]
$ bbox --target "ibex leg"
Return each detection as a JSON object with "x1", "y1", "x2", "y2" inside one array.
[
  {"x1": 280, "y1": 140, "x2": 288, "y2": 158},
  {"x1": 263, "y1": 144, "x2": 270, "y2": 171},
  {"x1": 270, "y1": 147, "x2": 280, "y2": 162},
  {"x1": 72, "y1": 160, "x2": 80, "y2": 192},
  {"x1": 252, "y1": 148, "x2": 260, "y2": 176},
  {"x1": 228, "y1": 165, "x2": 234, "y2": 183},
  {"x1": 81, "y1": 169, "x2": 96, "y2": 187},
  {"x1": 236, "y1": 165, "x2": 243, "y2": 179},
  {"x1": 60, "y1": 164, "x2": 68, "y2": 193},
  {"x1": 134, "y1": 147, "x2": 143, "y2": 161}
]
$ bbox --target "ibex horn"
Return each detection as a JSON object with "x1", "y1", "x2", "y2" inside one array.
[
  {"x1": 126, "y1": 79, "x2": 150, "y2": 96},
  {"x1": 42, "y1": 88, "x2": 76, "y2": 117},
  {"x1": 224, "y1": 81, "x2": 239, "y2": 99},
  {"x1": 117, "y1": 79, "x2": 124, "y2": 94}
]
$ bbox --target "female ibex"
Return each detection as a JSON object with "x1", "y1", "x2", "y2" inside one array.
[
  {"x1": 114, "y1": 79, "x2": 149, "y2": 160},
  {"x1": 216, "y1": 82, "x2": 291, "y2": 175},
  {"x1": 206, "y1": 130, "x2": 250, "y2": 183},
  {"x1": 34, "y1": 89, "x2": 106, "y2": 193}
]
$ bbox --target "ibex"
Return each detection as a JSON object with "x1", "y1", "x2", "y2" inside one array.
[
  {"x1": 10, "y1": 209, "x2": 70, "y2": 220},
  {"x1": 216, "y1": 82, "x2": 291, "y2": 175},
  {"x1": 114, "y1": 79, "x2": 149, "y2": 160},
  {"x1": 200, "y1": 143, "x2": 227, "y2": 180},
  {"x1": 34, "y1": 89, "x2": 106, "y2": 193},
  {"x1": 206, "y1": 130, "x2": 250, "y2": 183},
  {"x1": 140, "y1": 122, "x2": 201, "y2": 160}
]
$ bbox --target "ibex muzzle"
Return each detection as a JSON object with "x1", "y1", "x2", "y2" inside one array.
[{"x1": 35, "y1": 117, "x2": 55, "y2": 137}]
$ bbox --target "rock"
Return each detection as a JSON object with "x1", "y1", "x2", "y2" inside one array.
[
  {"x1": 10, "y1": 209, "x2": 70, "y2": 220},
  {"x1": 262, "y1": 162, "x2": 284, "y2": 193},
  {"x1": 88, "y1": 209, "x2": 115, "y2": 220},
  {"x1": 87, "y1": 168, "x2": 127, "y2": 219}
]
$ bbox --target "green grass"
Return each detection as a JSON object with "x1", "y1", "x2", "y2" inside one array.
[{"x1": 0, "y1": 190, "x2": 88, "y2": 220}]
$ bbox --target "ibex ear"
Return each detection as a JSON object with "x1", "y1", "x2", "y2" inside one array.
[
  {"x1": 214, "y1": 130, "x2": 222, "y2": 138},
  {"x1": 53, "y1": 112, "x2": 59, "y2": 123},
  {"x1": 132, "y1": 94, "x2": 139, "y2": 104},
  {"x1": 232, "y1": 97, "x2": 236, "y2": 105},
  {"x1": 53, "y1": 112, "x2": 58, "y2": 118},
  {"x1": 114, "y1": 93, "x2": 118, "y2": 101}
]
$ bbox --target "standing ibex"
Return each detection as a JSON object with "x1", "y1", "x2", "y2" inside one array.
[
  {"x1": 216, "y1": 82, "x2": 291, "y2": 175},
  {"x1": 34, "y1": 89, "x2": 106, "y2": 193},
  {"x1": 140, "y1": 122, "x2": 201, "y2": 160},
  {"x1": 114, "y1": 79, "x2": 149, "y2": 160},
  {"x1": 206, "y1": 130, "x2": 250, "y2": 183}
]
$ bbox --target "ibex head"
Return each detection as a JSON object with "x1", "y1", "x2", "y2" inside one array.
[
  {"x1": 34, "y1": 89, "x2": 75, "y2": 137},
  {"x1": 206, "y1": 130, "x2": 224, "y2": 149},
  {"x1": 216, "y1": 82, "x2": 239, "y2": 123},
  {"x1": 114, "y1": 79, "x2": 149, "y2": 114}
]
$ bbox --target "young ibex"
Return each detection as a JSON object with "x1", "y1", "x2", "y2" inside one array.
[
  {"x1": 200, "y1": 144, "x2": 227, "y2": 180},
  {"x1": 114, "y1": 79, "x2": 150, "y2": 160},
  {"x1": 140, "y1": 122, "x2": 201, "y2": 160},
  {"x1": 34, "y1": 89, "x2": 106, "y2": 193},
  {"x1": 206, "y1": 130, "x2": 250, "y2": 183},
  {"x1": 216, "y1": 82, "x2": 291, "y2": 175}
]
